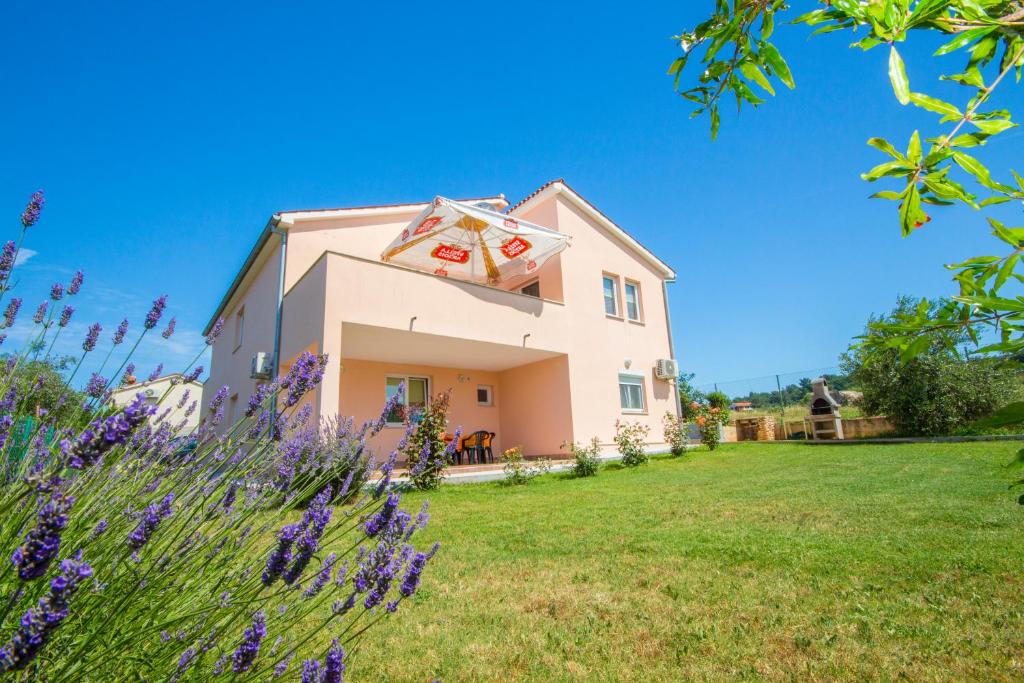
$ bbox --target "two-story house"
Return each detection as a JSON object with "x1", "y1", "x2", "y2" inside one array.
[{"x1": 201, "y1": 179, "x2": 680, "y2": 459}]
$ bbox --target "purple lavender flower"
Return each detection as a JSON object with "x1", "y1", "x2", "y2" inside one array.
[
  {"x1": 283, "y1": 487, "x2": 333, "y2": 585},
  {"x1": 126, "y1": 493, "x2": 174, "y2": 551},
  {"x1": 280, "y1": 352, "x2": 329, "y2": 408},
  {"x1": 68, "y1": 270, "x2": 83, "y2": 295},
  {"x1": 20, "y1": 190, "x2": 44, "y2": 229},
  {"x1": 364, "y1": 492, "x2": 400, "y2": 538},
  {"x1": 206, "y1": 316, "x2": 225, "y2": 345},
  {"x1": 262, "y1": 524, "x2": 299, "y2": 586},
  {"x1": 302, "y1": 552, "x2": 337, "y2": 599},
  {"x1": 171, "y1": 647, "x2": 197, "y2": 682},
  {"x1": 1, "y1": 298, "x2": 21, "y2": 329},
  {"x1": 399, "y1": 546, "x2": 435, "y2": 598},
  {"x1": 301, "y1": 660, "x2": 323, "y2": 683},
  {"x1": 32, "y1": 301, "x2": 47, "y2": 324},
  {"x1": 323, "y1": 641, "x2": 345, "y2": 683},
  {"x1": 147, "y1": 364, "x2": 163, "y2": 382},
  {"x1": 62, "y1": 393, "x2": 155, "y2": 469},
  {"x1": 50, "y1": 283, "x2": 64, "y2": 301},
  {"x1": 209, "y1": 385, "x2": 229, "y2": 424},
  {"x1": 11, "y1": 489, "x2": 74, "y2": 581},
  {"x1": 144, "y1": 294, "x2": 167, "y2": 330},
  {"x1": 231, "y1": 610, "x2": 266, "y2": 673},
  {"x1": 161, "y1": 317, "x2": 176, "y2": 339},
  {"x1": 0, "y1": 555, "x2": 91, "y2": 672},
  {"x1": 90, "y1": 519, "x2": 108, "y2": 540},
  {"x1": 184, "y1": 365, "x2": 203, "y2": 383},
  {"x1": 0, "y1": 241, "x2": 15, "y2": 282},
  {"x1": 274, "y1": 652, "x2": 295, "y2": 677},
  {"x1": 82, "y1": 323, "x2": 101, "y2": 352},
  {"x1": 246, "y1": 382, "x2": 274, "y2": 417},
  {"x1": 122, "y1": 363, "x2": 136, "y2": 385},
  {"x1": 58, "y1": 305, "x2": 73, "y2": 327},
  {"x1": 113, "y1": 318, "x2": 129, "y2": 345},
  {"x1": 84, "y1": 373, "x2": 106, "y2": 399}
]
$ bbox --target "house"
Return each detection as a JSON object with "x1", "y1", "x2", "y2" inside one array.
[
  {"x1": 201, "y1": 179, "x2": 680, "y2": 459},
  {"x1": 110, "y1": 374, "x2": 203, "y2": 432},
  {"x1": 730, "y1": 401, "x2": 754, "y2": 412}
]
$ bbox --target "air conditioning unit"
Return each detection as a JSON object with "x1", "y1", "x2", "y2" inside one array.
[
  {"x1": 654, "y1": 358, "x2": 679, "y2": 381},
  {"x1": 251, "y1": 352, "x2": 274, "y2": 380}
]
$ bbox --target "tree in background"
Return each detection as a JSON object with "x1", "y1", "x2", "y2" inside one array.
[
  {"x1": 671, "y1": 1, "x2": 1024, "y2": 361},
  {"x1": 841, "y1": 296, "x2": 1021, "y2": 435},
  {"x1": 1, "y1": 354, "x2": 86, "y2": 425}
]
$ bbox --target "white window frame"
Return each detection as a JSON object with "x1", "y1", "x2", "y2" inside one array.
[
  {"x1": 385, "y1": 374, "x2": 430, "y2": 427},
  {"x1": 477, "y1": 384, "x2": 494, "y2": 406},
  {"x1": 603, "y1": 274, "x2": 620, "y2": 317},
  {"x1": 618, "y1": 373, "x2": 646, "y2": 413},
  {"x1": 624, "y1": 280, "x2": 642, "y2": 322}
]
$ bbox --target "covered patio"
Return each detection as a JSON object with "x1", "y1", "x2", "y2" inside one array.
[{"x1": 337, "y1": 322, "x2": 573, "y2": 463}]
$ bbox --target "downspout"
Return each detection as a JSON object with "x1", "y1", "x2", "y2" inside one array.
[
  {"x1": 662, "y1": 279, "x2": 682, "y2": 418},
  {"x1": 268, "y1": 217, "x2": 287, "y2": 430}
]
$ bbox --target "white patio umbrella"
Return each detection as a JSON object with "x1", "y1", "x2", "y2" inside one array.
[{"x1": 381, "y1": 197, "x2": 570, "y2": 284}]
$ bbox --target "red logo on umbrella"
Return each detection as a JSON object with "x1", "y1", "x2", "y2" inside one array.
[
  {"x1": 431, "y1": 244, "x2": 470, "y2": 264},
  {"x1": 401, "y1": 228, "x2": 410, "y2": 241},
  {"x1": 415, "y1": 216, "x2": 443, "y2": 235},
  {"x1": 500, "y1": 237, "x2": 532, "y2": 259},
  {"x1": 526, "y1": 259, "x2": 537, "y2": 271},
  {"x1": 503, "y1": 218, "x2": 518, "y2": 230},
  {"x1": 434, "y1": 267, "x2": 449, "y2": 277}
]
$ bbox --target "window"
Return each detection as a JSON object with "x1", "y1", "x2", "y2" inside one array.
[
  {"x1": 603, "y1": 275, "x2": 619, "y2": 316},
  {"x1": 520, "y1": 280, "x2": 540, "y2": 298},
  {"x1": 477, "y1": 385, "x2": 493, "y2": 406},
  {"x1": 385, "y1": 375, "x2": 429, "y2": 426},
  {"x1": 624, "y1": 281, "x2": 642, "y2": 321},
  {"x1": 233, "y1": 307, "x2": 245, "y2": 351},
  {"x1": 618, "y1": 374, "x2": 646, "y2": 413}
]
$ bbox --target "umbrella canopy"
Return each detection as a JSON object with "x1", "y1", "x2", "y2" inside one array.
[{"x1": 381, "y1": 197, "x2": 570, "y2": 285}]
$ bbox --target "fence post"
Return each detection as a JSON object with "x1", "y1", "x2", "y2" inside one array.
[{"x1": 775, "y1": 374, "x2": 788, "y2": 440}]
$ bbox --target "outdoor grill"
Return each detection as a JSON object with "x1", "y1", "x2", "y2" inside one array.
[{"x1": 804, "y1": 377, "x2": 844, "y2": 440}]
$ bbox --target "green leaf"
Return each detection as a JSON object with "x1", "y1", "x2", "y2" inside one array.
[
  {"x1": 861, "y1": 159, "x2": 914, "y2": 181},
  {"x1": 952, "y1": 151, "x2": 992, "y2": 185},
  {"x1": 710, "y1": 105, "x2": 720, "y2": 141},
  {"x1": 889, "y1": 45, "x2": 910, "y2": 105},
  {"x1": 934, "y1": 26, "x2": 997, "y2": 56},
  {"x1": 739, "y1": 62, "x2": 775, "y2": 95},
  {"x1": 906, "y1": 130, "x2": 922, "y2": 163},
  {"x1": 759, "y1": 42, "x2": 795, "y2": 89},
  {"x1": 898, "y1": 182, "x2": 927, "y2": 236},
  {"x1": 972, "y1": 119, "x2": 1017, "y2": 135},
  {"x1": 908, "y1": 92, "x2": 961, "y2": 118},
  {"x1": 867, "y1": 137, "x2": 903, "y2": 159},
  {"x1": 995, "y1": 254, "x2": 1020, "y2": 290}
]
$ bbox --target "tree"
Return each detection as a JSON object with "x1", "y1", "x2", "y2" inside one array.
[
  {"x1": 1, "y1": 354, "x2": 85, "y2": 425},
  {"x1": 671, "y1": 1, "x2": 1024, "y2": 360},
  {"x1": 840, "y1": 296, "x2": 1021, "y2": 435}
]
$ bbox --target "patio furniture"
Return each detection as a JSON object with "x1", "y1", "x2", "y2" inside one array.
[
  {"x1": 460, "y1": 431, "x2": 495, "y2": 465},
  {"x1": 443, "y1": 432, "x2": 463, "y2": 465}
]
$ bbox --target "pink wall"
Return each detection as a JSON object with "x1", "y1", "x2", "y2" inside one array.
[{"x1": 498, "y1": 355, "x2": 573, "y2": 457}]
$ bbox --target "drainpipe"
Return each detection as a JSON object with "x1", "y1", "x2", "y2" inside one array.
[
  {"x1": 268, "y1": 218, "x2": 287, "y2": 430},
  {"x1": 662, "y1": 279, "x2": 682, "y2": 418}
]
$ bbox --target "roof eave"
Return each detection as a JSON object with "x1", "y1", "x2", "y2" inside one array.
[{"x1": 203, "y1": 215, "x2": 282, "y2": 335}]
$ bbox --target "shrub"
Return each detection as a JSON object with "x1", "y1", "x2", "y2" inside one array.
[
  {"x1": 0, "y1": 191, "x2": 439, "y2": 679},
  {"x1": 284, "y1": 415, "x2": 375, "y2": 507},
  {"x1": 706, "y1": 391, "x2": 729, "y2": 412},
  {"x1": 842, "y1": 296, "x2": 1023, "y2": 436},
  {"x1": 662, "y1": 411, "x2": 687, "y2": 456},
  {"x1": 690, "y1": 401, "x2": 728, "y2": 451},
  {"x1": 401, "y1": 389, "x2": 459, "y2": 490},
  {"x1": 614, "y1": 420, "x2": 650, "y2": 466},
  {"x1": 501, "y1": 446, "x2": 550, "y2": 485},
  {"x1": 563, "y1": 437, "x2": 601, "y2": 477}
]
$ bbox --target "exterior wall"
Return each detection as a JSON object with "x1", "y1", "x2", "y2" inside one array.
[
  {"x1": 111, "y1": 376, "x2": 203, "y2": 432},
  {"x1": 202, "y1": 241, "x2": 282, "y2": 424},
  {"x1": 498, "y1": 355, "x2": 573, "y2": 457},
  {"x1": 338, "y1": 359, "x2": 504, "y2": 462},
  {"x1": 515, "y1": 195, "x2": 676, "y2": 449}
]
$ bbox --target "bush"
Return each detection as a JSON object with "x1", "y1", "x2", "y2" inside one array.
[
  {"x1": 563, "y1": 437, "x2": 601, "y2": 477},
  {"x1": 401, "y1": 389, "x2": 458, "y2": 490},
  {"x1": 689, "y1": 401, "x2": 728, "y2": 451},
  {"x1": 501, "y1": 445, "x2": 550, "y2": 485},
  {"x1": 614, "y1": 420, "x2": 650, "y2": 466},
  {"x1": 842, "y1": 297, "x2": 1023, "y2": 436},
  {"x1": 285, "y1": 415, "x2": 375, "y2": 507},
  {"x1": 662, "y1": 411, "x2": 687, "y2": 456},
  {"x1": 0, "y1": 190, "x2": 439, "y2": 679},
  {"x1": 706, "y1": 391, "x2": 729, "y2": 412}
]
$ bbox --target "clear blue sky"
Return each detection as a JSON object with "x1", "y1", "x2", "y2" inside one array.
[{"x1": 1, "y1": 1, "x2": 1017, "y2": 390}]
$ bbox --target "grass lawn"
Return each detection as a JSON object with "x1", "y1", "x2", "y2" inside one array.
[{"x1": 347, "y1": 442, "x2": 1024, "y2": 681}]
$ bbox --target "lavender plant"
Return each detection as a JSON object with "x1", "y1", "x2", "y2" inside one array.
[{"x1": 0, "y1": 190, "x2": 440, "y2": 680}]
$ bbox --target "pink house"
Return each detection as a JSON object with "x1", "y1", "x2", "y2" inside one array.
[{"x1": 201, "y1": 180, "x2": 681, "y2": 460}]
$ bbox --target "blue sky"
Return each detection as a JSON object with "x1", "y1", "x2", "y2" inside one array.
[{"x1": 0, "y1": 1, "x2": 1018, "y2": 391}]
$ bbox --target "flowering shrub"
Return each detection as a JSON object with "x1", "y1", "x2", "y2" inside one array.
[
  {"x1": 613, "y1": 420, "x2": 650, "y2": 466},
  {"x1": 562, "y1": 437, "x2": 601, "y2": 477},
  {"x1": 500, "y1": 446, "x2": 550, "y2": 485},
  {"x1": 690, "y1": 401, "x2": 728, "y2": 451},
  {"x1": 662, "y1": 411, "x2": 687, "y2": 456},
  {"x1": 0, "y1": 191, "x2": 439, "y2": 679},
  {"x1": 401, "y1": 389, "x2": 459, "y2": 490}
]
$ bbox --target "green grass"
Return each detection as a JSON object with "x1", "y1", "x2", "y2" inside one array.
[{"x1": 346, "y1": 442, "x2": 1024, "y2": 681}]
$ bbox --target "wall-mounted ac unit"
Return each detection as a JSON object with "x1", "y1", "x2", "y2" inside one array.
[
  {"x1": 654, "y1": 358, "x2": 679, "y2": 381},
  {"x1": 251, "y1": 352, "x2": 274, "y2": 380}
]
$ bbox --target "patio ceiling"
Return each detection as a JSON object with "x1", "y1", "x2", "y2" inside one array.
[{"x1": 340, "y1": 323, "x2": 562, "y2": 371}]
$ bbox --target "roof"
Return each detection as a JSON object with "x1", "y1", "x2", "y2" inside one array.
[
  {"x1": 507, "y1": 179, "x2": 676, "y2": 280},
  {"x1": 109, "y1": 373, "x2": 203, "y2": 395}
]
